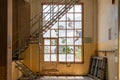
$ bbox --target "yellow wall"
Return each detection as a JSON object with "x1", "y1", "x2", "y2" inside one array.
[
  {"x1": 28, "y1": 0, "x2": 97, "y2": 75},
  {"x1": 16, "y1": 0, "x2": 98, "y2": 76},
  {"x1": 98, "y1": 51, "x2": 118, "y2": 80},
  {"x1": 12, "y1": 61, "x2": 23, "y2": 80},
  {"x1": 20, "y1": 43, "x2": 96, "y2": 75}
]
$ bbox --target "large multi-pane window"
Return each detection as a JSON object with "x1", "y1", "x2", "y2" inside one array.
[{"x1": 43, "y1": 4, "x2": 83, "y2": 62}]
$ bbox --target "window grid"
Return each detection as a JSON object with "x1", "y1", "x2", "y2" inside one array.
[{"x1": 43, "y1": 4, "x2": 83, "y2": 63}]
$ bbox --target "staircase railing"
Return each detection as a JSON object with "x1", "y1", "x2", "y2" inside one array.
[
  {"x1": 15, "y1": 61, "x2": 37, "y2": 79},
  {"x1": 31, "y1": 0, "x2": 79, "y2": 36},
  {"x1": 13, "y1": 0, "x2": 79, "y2": 78}
]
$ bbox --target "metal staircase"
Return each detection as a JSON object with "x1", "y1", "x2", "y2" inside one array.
[
  {"x1": 13, "y1": 0, "x2": 79, "y2": 79},
  {"x1": 15, "y1": 61, "x2": 37, "y2": 80},
  {"x1": 31, "y1": 0, "x2": 79, "y2": 37}
]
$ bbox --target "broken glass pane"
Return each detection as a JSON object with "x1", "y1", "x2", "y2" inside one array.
[
  {"x1": 51, "y1": 39, "x2": 57, "y2": 45},
  {"x1": 59, "y1": 22, "x2": 66, "y2": 29},
  {"x1": 59, "y1": 38, "x2": 66, "y2": 45},
  {"x1": 69, "y1": 46, "x2": 74, "y2": 53},
  {"x1": 75, "y1": 30, "x2": 82, "y2": 38},
  {"x1": 59, "y1": 45, "x2": 69, "y2": 53},
  {"x1": 75, "y1": 38, "x2": 82, "y2": 45},
  {"x1": 67, "y1": 21, "x2": 73, "y2": 28},
  {"x1": 67, "y1": 14, "x2": 73, "y2": 20},
  {"x1": 51, "y1": 30, "x2": 58, "y2": 37}
]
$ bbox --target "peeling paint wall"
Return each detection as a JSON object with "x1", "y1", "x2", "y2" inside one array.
[
  {"x1": 98, "y1": 0, "x2": 118, "y2": 80},
  {"x1": 25, "y1": 0, "x2": 98, "y2": 75},
  {"x1": 12, "y1": 0, "x2": 98, "y2": 78}
]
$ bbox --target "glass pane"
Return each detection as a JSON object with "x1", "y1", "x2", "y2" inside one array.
[
  {"x1": 51, "y1": 30, "x2": 58, "y2": 37},
  {"x1": 59, "y1": 54, "x2": 66, "y2": 62},
  {"x1": 67, "y1": 38, "x2": 73, "y2": 45},
  {"x1": 51, "y1": 39, "x2": 57, "y2": 45},
  {"x1": 59, "y1": 30, "x2": 66, "y2": 37},
  {"x1": 66, "y1": 46, "x2": 71, "y2": 54},
  {"x1": 44, "y1": 39, "x2": 50, "y2": 45},
  {"x1": 67, "y1": 14, "x2": 73, "y2": 20},
  {"x1": 67, "y1": 54, "x2": 74, "y2": 62},
  {"x1": 59, "y1": 5, "x2": 65, "y2": 11},
  {"x1": 59, "y1": 46, "x2": 71, "y2": 54},
  {"x1": 43, "y1": 30, "x2": 50, "y2": 37},
  {"x1": 67, "y1": 21, "x2": 73, "y2": 29},
  {"x1": 59, "y1": 46, "x2": 67, "y2": 53},
  {"x1": 69, "y1": 46, "x2": 74, "y2": 53},
  {"x1": 68, "y1": 7, "x2": 74, "y2": 12},
  {"x1": 75, "y1": 46, "x2": 82, "y2": 62},
  {"x1": 51, "y1": 54, "x2": 57, "y2": 61},
  {"x1": 60, "y1": 15, "x2": 66, "y2": 21},
  {"x1": 52, "y1": 23, "x2": 58, "y2": 29},
  {"x1": 59, "y1": 22, "x2": 66, "y2": 29},
  {"x1": 43, "y1": 5, "x2": 50, "y2": 12},
  {"x1": 67, "y1": 30, "x2": 73, "y2": 37},
  {"x1": 44, "y1": 54, "x2": 50, "y2": 61},
  {"x1": 75, "y1": 38, "x2": 82, "y2": 45},
  {"x1": 75, "y1": 22, "x2": 82, "y2": 29},
  {"x1": 75, "y1": 14, "x2": 82, "y2": 21},
  {"x1": 75, "y1": 5, "x2": 82, "y2": 12},
  {"x1": 51, "y1": 46, "x2": 57, "y2": 53},
  {"x1": 75, "y1": 30, "x2": 82, "y2": 38},
  {"x1": 59, "y1": 38, "x2": 66, "y2": 45},
  {"x1": 43, "y1": 21, "x2": 47, "y2": 25},
  {"x1": 44, "y1": 46, "x2": 50, "y2": 53},
  {"x1": 43, "y1": 13, "x2": 50, "y2": 21},
  {"x1": 53, "y1": 5, "x2": 58, "y2": 12}
]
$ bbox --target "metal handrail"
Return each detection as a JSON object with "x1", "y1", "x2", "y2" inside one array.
[
  {"x1": 41, "y1": 0, "x2": 77, "y2": 31},
  {"x1": 31, "y1": 0, "x2": 75, "y2": 35},
  {"x1": 13, "y1": 0, "x2": 78, "y2": 56}
]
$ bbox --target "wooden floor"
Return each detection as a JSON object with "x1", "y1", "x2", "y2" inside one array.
[{"x1": 37, "y1": 76, "x2": 94, "y2": 80}]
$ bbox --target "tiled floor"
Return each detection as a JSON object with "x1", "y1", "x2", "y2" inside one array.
[{"x1": 37, "y1": 76, "x2": 94, "y2": 80}]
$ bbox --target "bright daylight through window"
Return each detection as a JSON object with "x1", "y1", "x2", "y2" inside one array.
[{"x1": 43, "y1": 4, "x2": 83, "y2": 63}]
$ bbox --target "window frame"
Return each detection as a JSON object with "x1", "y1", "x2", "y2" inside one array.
[{"x1": 42, "y1": 3, "x2": 84, "y2": 63}]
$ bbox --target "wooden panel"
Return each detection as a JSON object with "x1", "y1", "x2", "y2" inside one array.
[
  {"x1": 0, "y1": 0, "x2": 7, "y2": 66},
  {"x1": 0, "y1": 0, "x2": 7, "y2": 80}
]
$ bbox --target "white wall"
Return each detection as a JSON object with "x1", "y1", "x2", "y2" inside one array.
[
  {"x1": 98, "y1": 0, "x2": 118, "y2": 80},
  {"x1": 98, "y1": 0, "x2": 118, "y2": 50}
]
